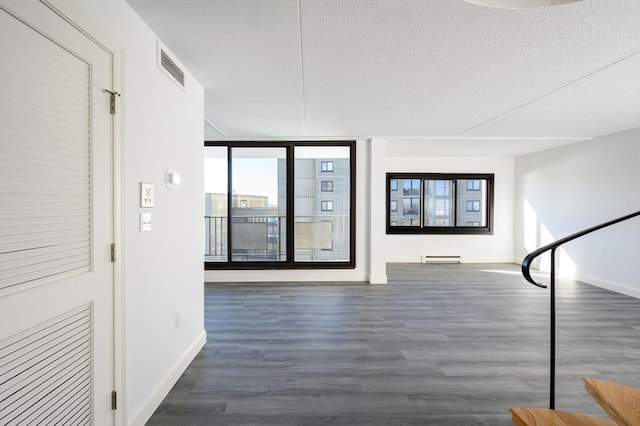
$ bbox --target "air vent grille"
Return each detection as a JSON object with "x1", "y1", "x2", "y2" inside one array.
[
  {"x1": 0, "y1": 304, "x2": 93, "y2": 425},
  {"x1": 159, "y1": 47, "x2": 185, "y2": 88}
]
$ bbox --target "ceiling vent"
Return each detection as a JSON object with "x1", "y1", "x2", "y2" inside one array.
[{"x1": 158, "y1": 42, "x2": 185, "y2": 90}]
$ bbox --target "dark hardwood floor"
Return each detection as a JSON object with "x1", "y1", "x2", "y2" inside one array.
[{"x1": 147, "y1": 263, "x2": 640, "y2": 425}]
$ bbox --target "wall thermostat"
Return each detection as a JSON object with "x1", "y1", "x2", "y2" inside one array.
[{"x1": 166, "y1": 169, "x2": 181, "y2": 190}]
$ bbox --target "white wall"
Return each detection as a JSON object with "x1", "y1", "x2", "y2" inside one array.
[
  {"x1": 514, "y1": 128, "x2": 640, "y2": 297},
  {"x1": 382, "y1": 142, "x2": 515, "y2": 264},
  {"x1": 67, "y1": 1, "x2": 205, "y2": 424},
  {"x1": 205, "y1": 139, "x2": 515, "y2": 283},
  {"x1": 369, "y1": 138, "x2": 388, "y2": 283}
]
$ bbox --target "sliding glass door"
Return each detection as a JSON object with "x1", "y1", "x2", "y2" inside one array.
[
  {"x1": 230, "y1": 147, "x2": 287, "y2": 262},
  {"x1": 204, "y1": 147, "x2": 228, "y2": 262}
]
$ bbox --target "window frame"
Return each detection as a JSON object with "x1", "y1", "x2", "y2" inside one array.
[
  {"x1": 386, "y1": 173, "x2": 494, "y2": 235},
  {"x1": 205, "y1": 140, "x2": 356, "y2": 270}
]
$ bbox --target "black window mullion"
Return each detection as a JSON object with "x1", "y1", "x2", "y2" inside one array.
[
  {"x1": 453, "y1": 179, "x2": 458, "y2": 227},
  {"x1": 226, "y1": 146, "x2": 233, "y2": 265},
  {"x1": 420, "y1": 178, "x2": 424, "y2": 229},
  {"x1": 286, "y1": 144, "x2": 295, "y2": 265},
  {"x1": 349, "y1": 142, "x2": 356, "y2": 267},
  {"x1": 386, "y1": 176, "x2": 391, "y2": 231}
]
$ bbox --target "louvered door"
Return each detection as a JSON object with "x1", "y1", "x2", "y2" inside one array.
[{"x1": 0, "y1": 1, "x2": 114, "y2": 425}]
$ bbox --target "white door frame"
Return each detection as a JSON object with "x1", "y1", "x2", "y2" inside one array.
[{"x1": 42, "y1": 1, "x2": 125, "y2": 424}]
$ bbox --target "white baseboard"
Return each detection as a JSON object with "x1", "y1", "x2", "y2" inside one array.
[
  {"x1": 388, "y1": 257, "x2": 515, "y2": 264},
  {"x1": 128, "y1": 329, "x2": 207, "y2": 426},
  {"x1": 575, "y1": 273, "x2": 640, "y2": 299},
  {"x1": 205, "y1": 270, "x2": 369, "y2": 282}
]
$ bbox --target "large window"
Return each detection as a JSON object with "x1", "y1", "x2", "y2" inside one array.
[
  {"x1": 205, "y1": 141, "x2": 355, "y2": 269},
  {"x1": 387, "y1": 173, "x2": 494, "y2": 234}
]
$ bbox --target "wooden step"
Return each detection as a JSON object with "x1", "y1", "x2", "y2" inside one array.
[
  {"x1": 510, "y1": 407, "x2": 616, "y2": 426},
  {"x1": 584, "y1": 377, "x2": 640, "y2": 426}
]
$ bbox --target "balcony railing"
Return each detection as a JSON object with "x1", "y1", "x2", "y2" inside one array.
[{"x1": 205, "y1": 215, "x2": 350, "y2": 262}]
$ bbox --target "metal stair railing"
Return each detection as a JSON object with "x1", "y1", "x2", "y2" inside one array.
[{"x1": 521, "y1": 210, "x2": 640, "y2": 410}]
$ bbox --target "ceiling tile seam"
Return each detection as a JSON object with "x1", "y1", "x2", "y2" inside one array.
[
  {"x1": 297, "y1": 0, "x2": 308, "y2": 136},
  {"x1": 455, "y1": 49, "x2": 640, "y2": 137},
  {"x1": 209, "y1": 135, "x2": 371, "y2": 141},
  {"x1": 384, "y1": 136, "x2": 591, "y2": 141},
  {"x1": 204, "y1": 117, "x2": 227, "y2": 138}
]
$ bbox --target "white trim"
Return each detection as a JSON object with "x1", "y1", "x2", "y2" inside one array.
[
  {"x1": 386, "y1": 257, "x2": 515, "y2": 263},
  {"x1": 386, "y1": 136, "x2": 591, "y2": 141},
  {"x1": 205, "y1": 270, "x2": 369, "y2": 283},
  {"x1": 203, "y1": 136, "x2": 592, "y2": 142},
  {"x1": 369, "y1": 273, "x2": 388, "y2": 285},
  {"x1": 112, "y1": 49, "x2": 125, "y2": 426},
  {"x1": 368, "y1": 138, "x2": 388, "y2": 285},
  {"x1": 128, "y1": 330, "x2": 207, "y2": 426},
  {"x1": 575, "y1": 273, "x2": 640, "y2": 299},
  {"x1": 204, "y1": 117, "x2": 227, "y2": 138},
  {"x1": 513, "y1": 259, "x2": 639, "y2": 299}
]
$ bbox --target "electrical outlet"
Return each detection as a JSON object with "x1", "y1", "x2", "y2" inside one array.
[{"x1": 175, "y1": 309, "x2": 182, "y2": 328}]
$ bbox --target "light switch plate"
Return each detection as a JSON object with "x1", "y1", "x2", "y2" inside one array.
[
  {"x1": 140, "y1": 212, "x2": 152, "y2": 231},
  {"x1": 140, "y1": 182, "x2": 154, "y2": 208}
]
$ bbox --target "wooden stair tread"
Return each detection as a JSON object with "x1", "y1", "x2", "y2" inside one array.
[
  {"x1": 584, "y1": 377, "x2": 640, "y2": 426},
  {"x1": 510, "y1": 407, "x2": 616, "y2": 426}
]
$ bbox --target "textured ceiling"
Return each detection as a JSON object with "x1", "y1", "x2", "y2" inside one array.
[{"x1": 125, "y1": 0, "x2": 640, "y2": 154}]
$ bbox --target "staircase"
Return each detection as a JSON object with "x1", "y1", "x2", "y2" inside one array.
[
  {"x1": 511, "y1": 377, "x2": 640, "y2": 426},
  {"x1": 515, "y1": 212, "x2": 640, "y2": 426}
]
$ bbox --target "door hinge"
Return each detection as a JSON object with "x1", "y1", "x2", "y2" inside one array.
[
  {"x1": 103, "y1": 89, "x2": 121, "y2": 115},
  {"x1": 111, "y1": 390, "x2": 117, "y2": 410},
  {"x1": 110, "y1": 244, "x2": 116, "y2": 263}
]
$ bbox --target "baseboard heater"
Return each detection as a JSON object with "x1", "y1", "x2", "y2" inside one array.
[{"x1": 422, "y1": 255, "x2": 461, "y2": 264}]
